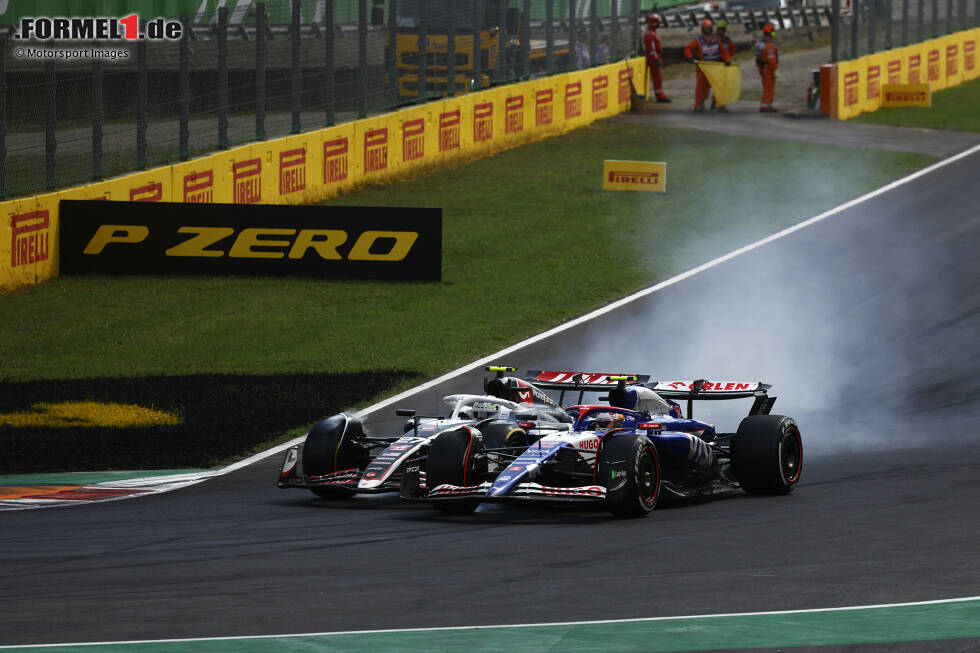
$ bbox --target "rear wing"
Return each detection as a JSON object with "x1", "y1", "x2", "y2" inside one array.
[
  {"x1": 524, "y1": 370, "x2": 651, "y2": 406},
  {"x1": 652, "y1": 380, "x2": 776, "y2": 418}
]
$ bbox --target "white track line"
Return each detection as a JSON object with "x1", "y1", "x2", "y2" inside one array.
[
  {"x1": 6, "y1": 143, "x2": 979, "y2": 512},
  {"x1": 3, "y1": 595, "x2": 978, "y2": 648}
]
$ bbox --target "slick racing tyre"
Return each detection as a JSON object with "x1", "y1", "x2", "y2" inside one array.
[
  {"x1": 478, "y1": 421, "x2": 529, "y2": 449},
  {"x1": 731, "y1": 415, "x2": 803, "y2": 495},
  {"x1": 302, "y1": 413, "x2": 371, "y2": 499},
  {"x1": 426, "y1": 427, "x2": 486, "y2": 514},
  {"x1": 597, "y1": 434, "x2": 661, "y2": 518}
]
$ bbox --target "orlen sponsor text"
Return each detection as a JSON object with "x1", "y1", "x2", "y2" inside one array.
[{"x1": 10, "y1": 211, "x2": 49, "y2": 267}]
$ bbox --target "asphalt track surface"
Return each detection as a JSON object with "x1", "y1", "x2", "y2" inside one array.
[{"x1": 2, "y1": 146, "x2": 980, "y2": 649}]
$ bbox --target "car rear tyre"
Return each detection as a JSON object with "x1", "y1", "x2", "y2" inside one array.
[
  {"x1": 731, "y1": 415, "x2": 803, "y2": 495},
  {"x1": 598, "y1": 434, "x2": 660, "y2": 518},
  {"x1": 426, "y1": 427, "x2": 486, "y2": 514},
  {"x1": 302, "y1": 414, "x2": 371, "y2": 499}
]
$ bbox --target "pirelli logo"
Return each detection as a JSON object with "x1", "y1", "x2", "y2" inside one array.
[
  {"x1": 565, "y1": 81, "x2": 582, "y2": 119},
  {"x1": 505, "y1": 95, "x2": 524, "y2": 135},
  {"x1": 592, "y1": 75, "x2": 609, "y2": 112},
  {"x1": 130, "y1": 181, "x2": 162, "y2": 202},
  {"x1": 618, "y1": 69, "x2": 632, "y2": 104},
  {"x1": 279, "y1": 148, "x2": 306, "y2": 196},
  {"x1": 535, "y1": 89, "x2": 553, "y2": 126},
  {"x1": 233, "y1": 158, "x2": 262, "y2": 204},
  {"x1": 966, "y1": 40, "x2": 976, "y2": 72},
  {"x1": 473, "y1": 102, "x2": 493, "y2": 143},
  {"x1": 946, "y1": 44, "x2": 959, "y2": 77},
  {"x1": 887, "y1": 59, "x2": 902, "y2": 85},
  {"x1": 10, "y1": 210, "x2": 50, "y2": 268},
  {"x1": 843, "y1": 71, "x2": 860, "y2": 107},
  {"x1": 402, "y1": 118, "x2": 424, "y2": 162},
  {"x1": 602, "y1": 160, "x2": 666, "y2": 192},
  {"x1": 323, "y1": 137, "x2": 349, "y2": 184},
  {"x1": 183, "y1": 171, "x2": 213, "y2": 203},
  {"x1": 927, "y1": 49, "x2": 940, "y2": 82},
  {"x1": 59, "y1": 200, "x2": 443, "y2": 281},
  {"x1": 364, "y1": 128, "x2": 388, "y2": 173},
  {"x1": 439, "y1": 110, "x2": 461, "y2": 152},
  {"x1": 881, "y1": 83, "x2": 931, "y2": 107},
  {"x1": 908, "y1": 53, "x2": 922, "y2": 83},
  {"x1": 867, "y1": 64, "x2": 881, "y2": 100}
]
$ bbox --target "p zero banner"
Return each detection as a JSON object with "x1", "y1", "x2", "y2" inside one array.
[{"x1": 59, "y1": 200, "x2": 442, "y2": 281}]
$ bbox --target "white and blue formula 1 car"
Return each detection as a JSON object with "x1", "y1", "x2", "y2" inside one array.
[
  {"x1": 401, "y1": 371, "x2": 803, "y2": 518},
  {"x1": 277, "y1": 367, "x2": 574, "y2": 499}
]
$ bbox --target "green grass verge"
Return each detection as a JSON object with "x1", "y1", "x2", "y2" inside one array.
[
  {"x1": 849, "y1": 75, "x2": 980, "y2": 132},
  {"x1": 0, "y1": 122, "x2": 934, "y2": 472}
]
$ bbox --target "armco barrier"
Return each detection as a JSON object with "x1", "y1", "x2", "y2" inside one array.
[
  {"x1": 0, "y1": 57, "x2": 645, "y2": 291},
  {"x1": 822, "y1": 28, "x2": 980, "y2": 120}
]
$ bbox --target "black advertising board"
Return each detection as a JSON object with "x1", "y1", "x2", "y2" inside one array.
[{"x1": 59, "y1": 200, "x2": 442, "y2": 281}]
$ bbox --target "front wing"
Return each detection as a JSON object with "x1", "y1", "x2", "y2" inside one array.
[{"x1": 426, "y1": 481, "x2": 607, "y2": 504}]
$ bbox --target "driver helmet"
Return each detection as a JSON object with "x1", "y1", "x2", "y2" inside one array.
[
  {"x1": 469, "y1": 401, "x2": 501, "y2": 420},
  {"x1": 591, "y1": 412, "x2": 624, "y2": 431}
]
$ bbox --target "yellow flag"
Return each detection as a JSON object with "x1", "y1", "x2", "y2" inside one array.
[{"x1": 697, "y1": 61, "x2": 742, "y2": 106}]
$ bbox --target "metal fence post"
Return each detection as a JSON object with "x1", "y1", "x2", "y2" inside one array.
[
  {"x1": 917, "y1": 0, "x2": 924, "y2": 42},
  {"x1": 92, "y1": 41, "x2": 103, "y2": 180},
  {"x1": 256, "y1": 2, "x2": 267, "y2": 140},
  {"x1": 419, "y1": 0, "x2": 428, "y2": 100},
  {"x1": 45, "y1": 43, "x2": 56, "y2": 191},
  {"x1": 831, "y1": 0, "x2": 840, "y2": 61},
  {"x1": 326, "y1": 0, "x2": 336, "y2": 124},
  {"x1": 291, "y1": 0, "x2": 301, "y2": 134},
  {"x1": 632, "y1": 0, "x2": 639, "y2": 56},
  {"x1": 497, "y1": 0, "x2": 506, "y2": 83},
  {"x1": 358, "y1": 0, "x2": 367, "y2": 118},
  {"x1": 448, "y1": 0, "x2": 456, "y2": 95},
  {"x1": 569, "y1": 0, "x2": 577, "y2": 69},
  {"x1": 137, "y1": 39, "x2": 147, "y2": 169},
  {"x1": 473, "y1": 0, "x2": 482, "y2": 88},
  {"x1": 948, "y1": 0, "x2": 954, "y2": 32},
  {"x1": 611, "y1": 0, "x2": 619, "y2": 61},
  {"x1": 546, "y1": 0, "x2": 554, "y2": 74},
  {"x1": 850, "y1": 0, "x2": 860, "y2": 59},
  {"x1": 0, "y1": 35, "x2": 6, "y2": 198},
  {"x1": 522, "y1": 0, "x2": 531, "y2": 78},
  {"x1": 902, "y1": 0, "x2": 909, "y2": 45},
  {"x1": 179, "y1": 15, "x2": 190, "y2": 160},
  {"x1": 869, "y1": 0, "x2": 877, "y2": 51},
  {"x1": 589, "y1": 0, "x2": 598, "y2": 65},
  {"x1": 932, "y1": 0, "x2": 939, "y2": 37},
  {"x1": 885, "y1": 0, "x2": 893, "y2": 49},
  {"x1": 218, "y1": 7, "x2": 229, "y2": 148}
]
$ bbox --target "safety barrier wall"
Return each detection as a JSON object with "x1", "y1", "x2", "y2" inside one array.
[
  {"x1": 822, "y1": 27, "x2": 980, "y2": 120},
  {"x1": 0, "y1": 56, "x2": 644, "y2": 291}
]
